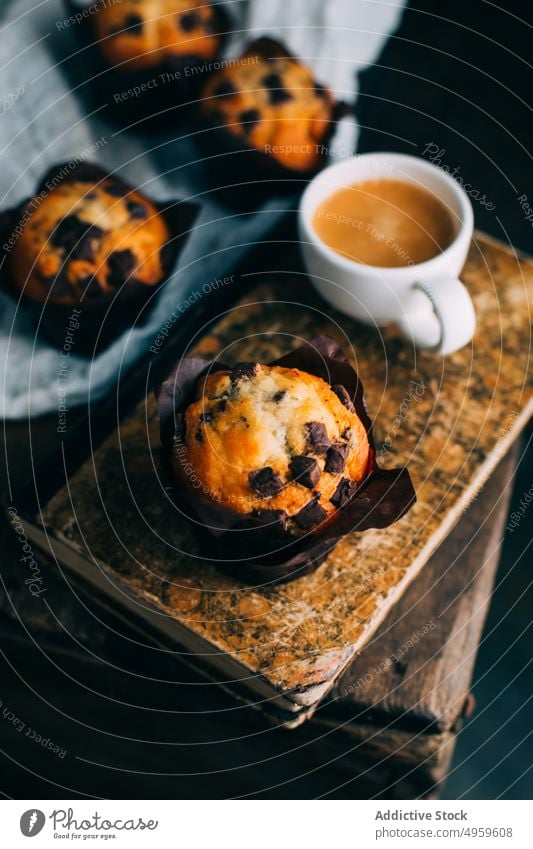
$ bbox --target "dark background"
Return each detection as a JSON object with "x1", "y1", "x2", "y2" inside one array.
[
  {"x1": 0, "y1": 0, "x2": 532, "y2": 799},
  {"x1": 356, "y1": 0, "x2": 533, "y2": 252}
]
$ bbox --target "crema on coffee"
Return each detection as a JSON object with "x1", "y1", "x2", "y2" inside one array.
[{"x1": 313, "y1": 178, "x2": 455, "y2": 267}]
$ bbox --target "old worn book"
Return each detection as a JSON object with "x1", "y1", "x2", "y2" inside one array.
[
  {"x1": 14, "y1": 232, "x2": 533, "y2": 722},
  {"x1": 0, "y1": 440, "x2": 521, "y2": 799}
]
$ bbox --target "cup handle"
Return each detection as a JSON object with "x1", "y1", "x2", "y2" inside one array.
[{"x1": 397, "y1": 276, "x2": 476, "y2": 355}]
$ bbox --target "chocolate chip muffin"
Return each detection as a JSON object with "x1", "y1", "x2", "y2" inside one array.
[
  {"x1": 173, "y1": 363, "x2": 370, "y2": 536},
  {"x1": 200, "y1": 39, "x2": 335, "y2": 172},
  {"x1": 93, "y1": 0, "x2": 223, "y2": 72},
  {"x1": 10, "y1": 170, "x2": 171, "y2": 305}
]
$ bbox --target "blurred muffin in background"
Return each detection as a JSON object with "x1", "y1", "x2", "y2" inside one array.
[
  {"x1": 200, "y1": 37, "x2": 336, "y2": 174},
  {"x1": 92, "y1": 0, "x2": 224, "y2": 72},
  {"x1": 1, "y1": 162, "x2": 197, "y2": 353},
  {"x1": 10, "y1": 167, "x2": 170, "y2": 304}
]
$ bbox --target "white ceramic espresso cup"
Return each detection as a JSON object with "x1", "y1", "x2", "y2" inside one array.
[{"x1": 299, "y1": 152, "x2": 475, "y2": 354}]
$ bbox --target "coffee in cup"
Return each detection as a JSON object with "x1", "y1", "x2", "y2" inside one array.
[{"x1": 313, "y1": 178, "x2": 455, "y2": 268}]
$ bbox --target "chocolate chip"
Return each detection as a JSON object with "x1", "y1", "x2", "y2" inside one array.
[
  {"x1": 262, "y1": 72, "x2": 293, "y2": 104},
  {"x1": 73, "y1": 234, "x2": 101, "y2": 262},
  {"x1": 325, "y1": 442, "x2": 350, "y2": 474},
  {"x1": 249, "y1": 467, "x2": 284, "y2": 497},
  {"x1": 263, "y1": 73, "x2": 282, "y2": 89},
  {"x1": 341, "y1": 426, "x2": 353, "y2": 441},
  {"x1": 251, "y1": 508, "x2": 288, "y2": 531},
  {"x1": 107, "y1": 249, "x2": 135, "y2": 286},
  {"x1": 290, "y1": 455, "x2": 321, "y2": 489},
  {"x1": 51, "y1": 215, "x2": 103, "y2": 261},
  {"x1": 214, "y1": 81, "x2": 236, "y2": 98},
  {"x1": 179, "y1": 11, "x2": 199, "y2": 32},
  {"x1": 306, "y1": 421, "x2": 331, "y2": 454},
  {"x1": 272, "y1": 389, "x2": 286, "y2": 403},
  {"x1": 124, "y1": 14, "x2": 143, "y2": 34},
  {"x1": 314, "y1": 81, "x2": 328, "y2": 98},
  {"x1": 332, "y1": 384, "x2": 355, "y2": 412},
  {"x1": 269, "y1": 88, "x2": 293, "y2": 105},
  {"x1": 330, "y1": 477, "x2": 357, "y2": 508},
  {"x1": 126, "y1": 199, "x2": 147, "y2": 219},
  {"x1": 199, "y1": 411, "x2": 214, "y2": 424},
  {"x1": 216, "y1": 398, "x2": 228, "y2": 413},
  {"x1": 195, "y1": 429, "x2": 203, "y2": 443},
  {"x1": 239, "y1": 109, "x2": 261, "y2": 135},
  {"x1": 230, "y1": 362, "x2": 258, "y2": 381},
  {"x1": 294, "y1": 496, "x2": 328, "y2": 529}
]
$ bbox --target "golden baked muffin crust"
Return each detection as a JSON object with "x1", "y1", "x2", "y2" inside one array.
[
  {"x1": 93, "y1": 0, "x2": 222, "y2": 71},
  {"x1": 10, "y1": 174, "x2": 170, "y2": 304},
  {"x1": 200, "y1": 44, "x2": 335, "y2": 171},
  {"x1": 174, "y1": 363, "x2": 370, "y2": 534}
]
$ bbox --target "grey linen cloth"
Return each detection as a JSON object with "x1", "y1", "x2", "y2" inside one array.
[{"x1": 0, "y1": 0, "x2": 405, "y2": 419}]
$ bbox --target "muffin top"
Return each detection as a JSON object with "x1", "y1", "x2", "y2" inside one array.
[
  {"x1": 10, "y1": 173, "x2": 170, "y2": 304},
  {"x1": 174, "y1": 363, "x2": 370, "y2": 534},
  {"x1": 93, "y1": 0, "x2": 222, "y2": 71},
  {"x1": 200, "y1": 43, "x2": 335, "y2": 171}
]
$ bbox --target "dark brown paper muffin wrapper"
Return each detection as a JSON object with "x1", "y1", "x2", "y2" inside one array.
[
  {"x1": 195, "y1": 37, "x2": 352, "y2": 208},
  {"x1": 63, "y1": 0, "x2": 232, "y2": 130},
  {"x1": 155, "y1": 336, "x2": 416, "y2": 584},
  {"x1": 0, "y1": 162, "x2": 199, "y2": 356}
]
